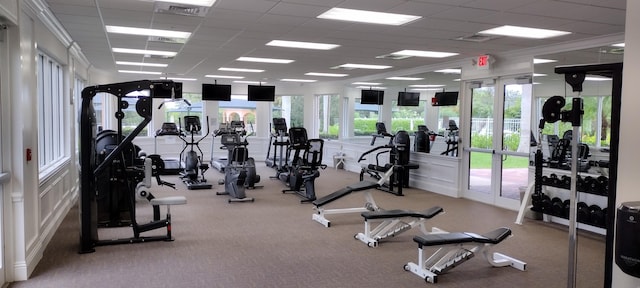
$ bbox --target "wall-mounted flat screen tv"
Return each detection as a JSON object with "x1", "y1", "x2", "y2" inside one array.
[
  {"x1": 432, "y1": 91, "x2": 459, "y2": 106},
  {"x1": 361, "y1": 89, "x2": 384, "y2": 105},
  {"x1": 397, "y1": 91, "x2": 420, "y2": 106},
  {"x1": 247, "y1": 85, "x2": 275, "y2": 102},
  {"x1": 202, "y1": 83, "x2": 231, "y2": 101},
  {"x1": 152, "y1": 81, "x2": 183, "y2": 99}
]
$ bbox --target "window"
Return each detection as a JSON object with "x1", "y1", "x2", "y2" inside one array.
[
  {"x1": 219, "y1": 95, "x2": 256, "y2": 135},
  {"x1": 391, "y1": 99, "x2": 426, "y2": 133},
  {"x1": 317, "y1": 94, "x2": 340, "y2": 139},
  {"x1": 354, "y1": 99, "x2": 380, "y2": 136},
  {"x1": 37, "y1": 52, "x2": 66, "y2": 172},
  {"x1": 273, "y1": 95, "x2": 304, "y2": 128},
  {"x1": 74, "y1": 76, "x2": 85, "y2": 151},
  {"x1": 121, "y1": 97, "x2": 149, "y2": 136}
]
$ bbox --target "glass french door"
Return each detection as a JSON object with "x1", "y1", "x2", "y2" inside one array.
[{"x1": 464, "y1": 77, "x2": 533, "y2": 210}]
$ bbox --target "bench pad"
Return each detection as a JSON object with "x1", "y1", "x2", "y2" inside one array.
[
  {"x1": 312, "y1": 181, "x2": 380, "y2": 207},
  {"x1": 361, "y1": 206, "x2": 444, "y2": 220},
  {"x1": 150, "y1": 196, "x2": 187, "y2": 206},
  {"x1": 413, "y1": 227, "x2": 512, "y2": 247}
]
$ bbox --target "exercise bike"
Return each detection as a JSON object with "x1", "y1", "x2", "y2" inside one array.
[
  {"x1": 215, "y1": 130, "x2": 257, "y2": 203},
  {"x1": 178, "y1": 115, "x2": 212, "y2": 190}
]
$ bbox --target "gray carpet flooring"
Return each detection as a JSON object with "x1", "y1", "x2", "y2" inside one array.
[{"x1": 9, "y1": 165, "x2": 605, "y2": 288}]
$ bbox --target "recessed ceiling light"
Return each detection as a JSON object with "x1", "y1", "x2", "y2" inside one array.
[
  {"x1": 219, "y1": 67, "x2": 264, "y2": 73},
  {"x1": 233, "y1": 80, "x2": 266, "y2": 84},
  {"x1": 533, "y1": 73, "x2": 548, "y2": 77},
  {"x1": 435, "y1": 69, "x2": 461, "y2": 74},
  {"x1": 317, "y1": 8, "x2": 421, "y2": 26},
  {"x1": 352, "y1": 82, "x2": 382, "y2": 85},
  {"x1": 154, "y1": 0, "x2": 216, "y2": 7},
  {"x1": 112, "y1": 48, "x2": 177, "y2": 57},
  {"x1": 162, "y1": 77, "x2": 197, "y2": 81},
  {"x1": 116, "y1": 61, "x2": 168, "y2": 67},
  {"x1": 612, "y1": 43, "x2": 625, "y2": 47},
  {"x1": 390, "y1": 50, "x2": 459, "y2": 58},
  {"x1": 356, "y1": 86, "x2": 386, "y2": 89},
  {"x1": 339, "y1": 63, "x2": 392, "y2": 70},
  {"x1": 281, "y1": 79, "x2": 317, "y2": 83},
  {"x1": 409, "y1": 84, "x2": 445, "y2": 88},
  {"x1": 106, "y1": 25, "x2": 191, "y2": 39},
  {"x1": 267, "y1": 40, "x2": 340, "y2": 50},
  {"x1": 478, "y1": 25, "x2": 571, "y2": 39},
  {"x1": 585, "y1": 76, "x2": 611, "y2": 81},
  {"x1": 411, "y1": 88, "x2": 443, "y2": 91},
  {"x1": 118, "y1": 70, "x2": 162, "y2": 75},
  {"x1": 305, "y1": 72, "x2": 348, "y2": 77},
  {"x1": 386, "y1": 76, "x2": 424, "y2": 81},
  {"x1": 533, "y1": 58, "x2": 558, "y2": 64},
  {"x1": 237, "y1": 57, "x2": 294, "y2": 64},
  {"x1": 205, "y1": 75, "x2": 245, "y2": 79}
]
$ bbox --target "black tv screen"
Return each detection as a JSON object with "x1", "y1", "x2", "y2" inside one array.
[
  {"x1": 202, "y1": 83, "x2": 231, "y2": 101},
  {"x1": 361, "y1": 89, "x2": 384, "y2": 105},
  {"x1": 247, "y1": 85, "x2": 275, "y2": 102},
  {"x1": 432, "y1": 91, "x2": 459, "y2": 106},
  {"x1": 152, "y1": 81, "x2": 182, "y2": 99},
  {"x1": 397, "y1": 91, "x2": 420, "y2": 106}
]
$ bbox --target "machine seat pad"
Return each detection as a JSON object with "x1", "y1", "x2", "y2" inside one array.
[
  {"x1": 312, "y1": 187, "x2": 353, "y2": 207},
  {"x1": 361, "y1": 206, "x2": 444, "y2": 220},
  {"x1": 347, "y1": 181, "x2": 380, "y2": 192},
  {"x1": 466, "y1": 227, "x2": 512, "y2": 244},
  {"x1": 150, "y1": 196, "x2": 187, "y2": 206}
]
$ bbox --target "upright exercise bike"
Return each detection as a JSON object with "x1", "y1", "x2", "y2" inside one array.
[{"x1": 179, "y1": 115, "x2": 212, "y2": 190}]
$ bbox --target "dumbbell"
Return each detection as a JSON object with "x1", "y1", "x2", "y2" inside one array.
[
  {"x1": 541, "y1": 194, "x2": 552, "y2": 214},
  {"x1": 590, "y1": 205, "x2": 605, "y2": 227},
  {"x1": 577, "y1": 202, "x2": 590, "y2": 223},
  {"x1": 597, "y1": 176, "x2": 609, "y2": 196},
  {"x1": 563, "y1": 199, "x2": 571, "y2": 218},
  {"x1": 541, "y1": 175, "x2": 550, "y2": 186},
  {"x1": 550, "y1": 174, "x2": 560, "y2": 188},
  {"x1": 552, "y1": 197, "x2": 564, "y2": 216},
  {"x1": 576, "y1": 175, "x2": 585, "y2": 192},
  {"x1": 583, "y1": 176, "x2": 600, "y2": 194},
  {"x1": 561, "y1": 175, "x2": 572, "y2": 189}
]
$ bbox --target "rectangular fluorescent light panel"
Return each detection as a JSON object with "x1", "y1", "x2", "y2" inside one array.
[
  {"x1": 479, "y1": 25, "x2": 571, "y2": 39},
  {"x1": 612, "y1": 43, "x2": 625, "y2": 47},
  {"x1": 305, "y1": 72, "x2": 348, "y2": 77},
  {"x1": 386, "y1": 77, "x2": 423, "y2": 81},
  {"x1": 409, "y1": 84, "x2": 445, "y2": 88},
  {"x1": 112, "y1": 48, "x2": 177, "y2": 57},
  {"x1": 118, "y1": 70, "x2": 162, "y2": 75},
  {"x1": 162, "y1": 77, "x2": 197, "y2": 81},
  {"x1": 435, "y1": 69, "x2": 461, "y2": 74},
  {"x1": 205, "y1": 75, "x2": 245, "y2": 79},
  {"x1": 533, "y1": 58, "x2": 557, "y2": 64},
  {"x1": 318, "y1": 8, "x2": 421, "y2": 26},
  {"x1": 237, "y1": 57, "x2": 294, "y2": 64},
  {"x1": 339, "y1": 63, "x2": 391, "y2": 70},
  {"x1": 352, "y1": 82, "x2": 381, "y2": 85},
  {"x1": 267, "y1": 40, "x2": 339, "y2": 50},
  {"x1": 391, "y1": 50, "x2": 458, "y2": 58},
  {"x1": 281, "y1": 79, "x2": 317, "y2": 83},
  {"x1": 116, "y1": 61, "x2": 168, "y2": 67},
  {"x1": 356, "y1": 86, "x2": 386, "y2": 89},
  {"x1": 411, "y1": 88, "x2": 443, "y2": 91},
  {"x1": 585, "y1": 76, "x2": 611, "y2": 81},
  {"x1": 234, "y1": 80, "x2": 266, "y2": 84},
  {"x1": 219, "y1": 67, "x2": 264, "y2": 73},
  {"x1": 106, "y1": 25, "x2": 191, "y2": 39},
  {"x1": 154, "y1": 0, "x2": 216, "y2": 7}
]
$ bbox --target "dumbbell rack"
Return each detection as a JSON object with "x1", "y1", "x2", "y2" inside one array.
[{"x1": 529, "y1": 167, "x2": 608, "y2": 235}]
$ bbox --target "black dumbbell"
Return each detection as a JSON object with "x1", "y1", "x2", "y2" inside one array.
[
  {"x1": 563, "y1": 199, "x2": 571, "y2": 218},
  {"x1": 577, "y1": 202, "x2": 590, "y2": 223},
  {"x1": 541, "y1": 194, "x2": 552, "y2": 214},
  {"x1": 561, "y1": 175, "x2": 572, "y2": 189},
  {"x1": 551, "y1": 197, "x2": 564, "y2": 216},
  {"x1": 590, "y1": 205, "x2": 605, "y2": 227},
  {"x1": 597, "y1": 176, "x2": 609, "y2": 196},
  {"x1": 541, "y1": 175, "x2": 550, "y2": 186},
  {"x1": 550, "y1": 174, "x2": 560, "y2": 188},
  {"x1": 584, "y1": 176, "x2": 600, "y2": 194}
]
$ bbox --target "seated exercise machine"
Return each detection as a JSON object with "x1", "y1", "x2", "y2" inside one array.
[
  {"x1": 80, "y1": 80, "x2": 188, "y2": 253},
  {"x1": 265, "y1": 117, "x2": 289, "y2": 170},
  {"x1": 354, "y1": 206, "x2": 444, "y2": 247},
  {"x1": 312, "y1": 163, "x2": 395, "y2": 227},
  {"x1": 210, "y1": 120, "x2": 246, "y2": 172},
  {"x1": 178, "y1": 115, "x2": 213, "y2": 190},
  {"x1": 359, "y1": 122, "x2": 419, "y2": 196},
  {"x1": 404, "y1": 227, "x2": 526, "y2": 284},
  {"x1": 215, "y1": 132, "x2": 258, "y2": 203},
  {"x1": 280, "y1": 127, "x2": 327, "y2": 203}
]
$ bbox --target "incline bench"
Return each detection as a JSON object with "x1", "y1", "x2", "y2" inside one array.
[
  {"x1": 404, "y1": 227, "x2": 526, "y2": 284},
  {"x1": 355, "y1": 206, "x2": 444, "y2": 247}
]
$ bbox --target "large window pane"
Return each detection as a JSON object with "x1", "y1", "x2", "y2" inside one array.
[
  {"x1": 37, "y1": 52, "x2": 66, "y2": 173},
  {"x1": 391, "y1": 99, "x2": 426, "y2": 133},
  {"x1": 164, "y1": 92, "x2": 204, "y2": 134},
  {"x1": 219, "y1": 95, "x2": 256, "y2": 135},
  {"x1": 273, "y1": 95, "x2": 304, "y2": 128},
  {"x1": 354, "y1": 99, "x2": 379, "y2": 136},
  {"x1": 317, "y1": 94, "x2": 340, "y2": 139}
]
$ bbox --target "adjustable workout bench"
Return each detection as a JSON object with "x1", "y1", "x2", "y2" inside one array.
[
  {"x1": 355, "y1": 206, "x2": 444, "y2": 247},
  {"x1": 312, "y1": 167, "x2": 394, "y2": 227},
  {"x1": 404, "y1": 227, "x2": 526, "y2": 284}
]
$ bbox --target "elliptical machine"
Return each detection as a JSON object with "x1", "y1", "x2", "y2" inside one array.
[
  {"x1": 215, "y1": 129, "x2": 256, "y2": 203},
  {"x1": 179, "y1": 115, "x2": 212, "y2": 190},
  {"x1": 278, "y1": 127, "x2": 327, "y2": 203},
  {"x1": 266, "y1": 118, "x2": 289, "y2": 170}
]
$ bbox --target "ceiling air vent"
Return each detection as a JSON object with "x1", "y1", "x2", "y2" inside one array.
[
  {"x1": 146, "y1": 54, "x2": 175, "y2": 60},
  {"x1": 454, "y1": 34, "x2": 496, "y2": 43},
  {"x1": 154, "y1": 2, "x2": 209, "y2": 17},
  {"x1": 148, "y1": 36, "x2": 187, "y2": 44},
  {"x1": 376, "y1": 54, "x2": 412, "y2": 60}
]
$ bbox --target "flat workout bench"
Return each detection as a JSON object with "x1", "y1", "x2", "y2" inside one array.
[
  {"x1": 355, "y1": 206, "x2": 444, "y2": 247},
  {"x1": 311, "y1": 180, "x2": 382, "y2": 227},
  {"x1": 404, "y1": 227, "x2": 526, "y2": 284}
]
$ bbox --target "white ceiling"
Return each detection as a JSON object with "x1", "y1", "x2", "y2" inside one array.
[{"x1": 43, "y1": 0, "x2": 626, "y2": 91}]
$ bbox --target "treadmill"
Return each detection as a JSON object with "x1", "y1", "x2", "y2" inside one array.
[
  {"x1": 265, "y1": 118, "x2": 289, "y2": 169},
  {"x1": 154, "y1": 122, "x2": 184, "y2": 175}
]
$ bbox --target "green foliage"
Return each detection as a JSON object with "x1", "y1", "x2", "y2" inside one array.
[
  {"x1": 391, "y1": 119, "x2": 425, "y2": 132},
  {"x1": 354, "y1": 119, "x2": 379, "y2": 136},
  {"x1": 471, "y1": 133, "x2": 520, "y2": 151}
]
